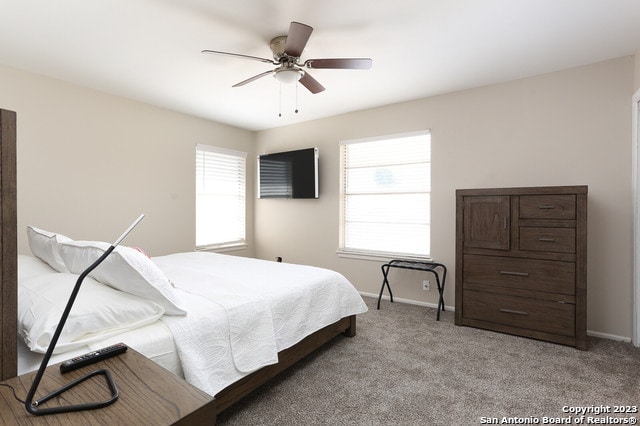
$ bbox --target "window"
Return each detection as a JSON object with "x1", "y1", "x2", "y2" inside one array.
[
  {"x1": 339, "y1": 131, "x2": 431, "y2": 259},
  {"x1": 195, "y1": 144, "x2": 247, "y2": 250}
]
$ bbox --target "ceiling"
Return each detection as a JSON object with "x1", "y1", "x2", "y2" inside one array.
[{"x1": 1, "y1": 0, "x2": 640, "y2": 131}]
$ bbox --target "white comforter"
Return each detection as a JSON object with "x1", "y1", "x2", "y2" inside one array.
[{"x1": 152, "y1": 252, "x2": 368, "y2": 396}]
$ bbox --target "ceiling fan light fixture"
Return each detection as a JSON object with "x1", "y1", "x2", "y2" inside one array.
[
  {"x1": 204, "y1": 21, "x2": 370, "y2": 95},
  {"x1": 274, "y1": 68, "x2": 303, "y2": 84}
]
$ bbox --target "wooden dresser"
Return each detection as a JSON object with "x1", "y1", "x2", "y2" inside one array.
[{"x1": 455, "y1": 186, "x2": 587, "y2": 350}]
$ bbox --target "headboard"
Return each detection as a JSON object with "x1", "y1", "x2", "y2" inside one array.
[{"x1": 0, "y1": 109, "x2": 17, "y2": 380}]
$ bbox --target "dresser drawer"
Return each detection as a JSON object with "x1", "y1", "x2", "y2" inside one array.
[
  {"x1": 520, "y1": 195, "x2": 576, "y2": 219},
  {"x1": 463, "y1": 255, "x2": 575, "y2": 294},
  {"x1": 463, "y1": 290, "x2": 575, "y2": 337},
  {"x1": 519, "y1": 227, "x2": 575, "y2": 253}
]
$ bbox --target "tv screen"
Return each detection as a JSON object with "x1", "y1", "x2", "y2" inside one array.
[{"x1": 258, "y1": 147, "x2": 319, "y2": 199}]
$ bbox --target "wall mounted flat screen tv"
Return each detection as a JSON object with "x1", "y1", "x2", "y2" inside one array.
[{"x1": 258, "y1": 147, "x2": 319, "y2": 199}]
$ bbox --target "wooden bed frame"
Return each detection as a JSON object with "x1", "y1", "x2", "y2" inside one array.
[
  {"x1": 0, "y1": 108, "x2": 17, "y2": 383},
  {"x1": 0, "y1": 108, "x2": 357, "y2": 421},
  {"x1": 213, "y1": 315, "x2": 355, "y2": 416}
]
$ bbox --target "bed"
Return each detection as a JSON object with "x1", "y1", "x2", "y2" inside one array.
[{"x1": 15, "y1": 227, "x2": 368, "y2": 417}]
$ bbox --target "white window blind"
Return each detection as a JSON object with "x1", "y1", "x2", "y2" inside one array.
[
  {"x1": 339, "y1": 131, "x2": 431, "y2": 258},
  {"x1": 195, "y1": 144, "x2": 247, "y2": 249}
]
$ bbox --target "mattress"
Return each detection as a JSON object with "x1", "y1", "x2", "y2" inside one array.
[{"x1": 18, "y1": 319, "x2": 182, "y2": 377}]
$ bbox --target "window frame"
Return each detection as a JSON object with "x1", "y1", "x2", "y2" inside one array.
[
  {"x1": 337, "y1": 130, "x2": 431, "y2": 261},
  {"x1": 195, "y1": 144, "x2": 247, "y2": 251}
]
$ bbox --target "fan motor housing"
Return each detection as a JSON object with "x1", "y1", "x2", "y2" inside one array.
[{"x1": 270, "y1": 36, "x2": 289, "y2": 62}]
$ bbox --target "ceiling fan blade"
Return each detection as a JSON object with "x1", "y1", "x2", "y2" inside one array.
[
  {"x1": 299, "y1": 72, "x2": 325, "y2": 94},
  {"x1": 304, "y1": 58, "x2": 373, "y2": 70},
  {"x1": 202, "y1": 50, "x2": 276, "y2": 65},
  {"x1": 232, "y1": 70, "x2": 275, "y2": 87},
  {"x1": 284, "y1": 22, "x2": 313, "y2": 57}
]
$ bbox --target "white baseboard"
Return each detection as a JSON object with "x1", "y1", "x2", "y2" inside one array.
[
  {"x1": 359, "y1": 291, "x2": 455, "y2": 312},
  {"x1": 586, "y1": 330, "x2": 631, "y2": 343},
  {"x1": 359, "y1": 292, "x2": 632, "y2": 343}
]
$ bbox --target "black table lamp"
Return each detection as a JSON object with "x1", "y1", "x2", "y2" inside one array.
[{"x1": 25, "y1": 214, "x2": 145, "y2": 415}]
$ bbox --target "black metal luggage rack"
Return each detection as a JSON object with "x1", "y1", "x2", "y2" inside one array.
[{"x1": 377, "y1": 259, "x2": 447, "y2": 320}]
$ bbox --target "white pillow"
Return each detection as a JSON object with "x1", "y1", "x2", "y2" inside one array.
[
  {"x1": 26, "y1": 226, "x2": 72, "y2": 272},
  {"x1": 59, "y1": 241, "x2": 186, "y2": 316},
  {"x1": 18, "y1": 254, "x2": 57, "y2": 281},
  {"x1": 18, "y1": 273, "x2": 165, "y2": 354}
]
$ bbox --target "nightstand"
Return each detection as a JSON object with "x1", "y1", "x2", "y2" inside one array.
[{"x1": 0, "y1": 348, "x2": 216, "y2": 424}]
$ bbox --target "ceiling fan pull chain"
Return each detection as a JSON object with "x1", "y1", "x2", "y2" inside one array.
[
  {"x1": 295, "y1": 83, "x2": 299, "y2": 114},
  {"x1": 278, "y1": 82, "x2": 282, "y2": 117}
]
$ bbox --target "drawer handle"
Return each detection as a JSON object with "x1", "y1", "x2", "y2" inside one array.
[
  {"x1": 500, "y1": 308, "x2": 529, "y2": 316},
  {"x1": 538, "y1": 237, "x2": 556, "y2": 242},
  {"x1": 538, "y1": 205, "x2": 556, "y2": 209},
  {"x1": 500, "y1": 270, "x2": 529, "y2": 277}
]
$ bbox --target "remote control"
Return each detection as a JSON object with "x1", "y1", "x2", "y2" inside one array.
[{"x1": 59, "y1": 342, "x2": 128, "y2": 373}]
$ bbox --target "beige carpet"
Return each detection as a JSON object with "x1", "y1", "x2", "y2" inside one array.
[{"x1": 217, "y1": 296, "x2": 640, "y2": 425}]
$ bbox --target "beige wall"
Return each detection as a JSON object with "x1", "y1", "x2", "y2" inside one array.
[
  {"x1": 2, "y1": 55, "x2": 636, "y2": 340},
  {"x1": 256, "y1": 56, "x2": 635, "y2": 340},
  {"x1": 635, "y1": 50, "x2": 640, "y2": 91},
  {"x1": 0, "y1": 64, "x2": 256, "y2": 257}
]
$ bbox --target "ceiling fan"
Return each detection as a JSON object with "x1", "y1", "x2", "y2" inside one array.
[{"x1": 202, "y1": 21, "x2": 372, "y2": 94}]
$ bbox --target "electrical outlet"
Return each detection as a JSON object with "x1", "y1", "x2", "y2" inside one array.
[{"x1": 422, "y1": 280, "x2": 430, "y2": 291}]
